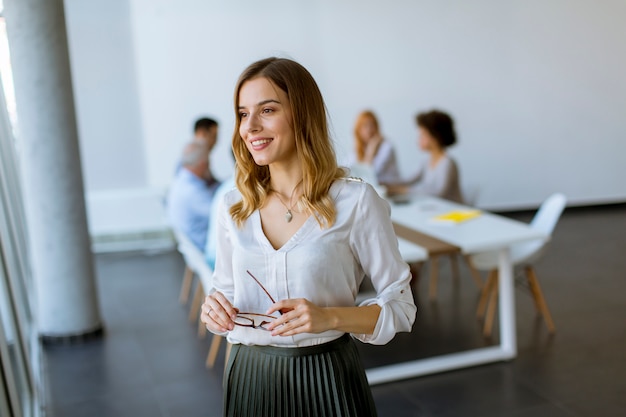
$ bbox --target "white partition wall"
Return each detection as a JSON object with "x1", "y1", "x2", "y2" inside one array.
[{"x1": 60, "y1": 0, "x2": 626, "y2": 240}]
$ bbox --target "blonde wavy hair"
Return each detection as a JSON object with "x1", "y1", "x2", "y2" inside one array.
[
  {"x1": 353, "y1": 110, "x2": 380, "y2": 162},
  {"x1": 230, "y1": 57, "x2": 346, "y2": 228}
]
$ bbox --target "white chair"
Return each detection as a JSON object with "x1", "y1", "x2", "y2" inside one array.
[
  {"x1": 174, "y1": 230, "x2": 210, "y2": 309},
  {"x1": 462, "y1": 183, "x2": 481, "y2": 207},
  {"x1": 175, "y1": 231, "x2": 200, "y2": 304},
  {"x1": 173, "y1": 230, "x2": 224, "y2": 368},
  {"x1": 471, "y1": 193, "x2": 567, "y2": 336},
  {"x1": 397, "y1": 237, "x2": 427, "y2": 265}
]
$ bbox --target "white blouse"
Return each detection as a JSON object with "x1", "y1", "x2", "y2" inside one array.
[
  {"x1": 406, "y1": 155, "x2": 464, "y2": 204},
  {"x1": 210, "y1": 178, "x2": 417, "y2": 347}
]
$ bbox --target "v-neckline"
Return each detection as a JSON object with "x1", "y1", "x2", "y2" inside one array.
[
  {"x1": 253, "y1": 211, "x2": 316, "y2": 252},
  {"x1": 252, "y1": 180, "x2": 346, "y2": 252}
]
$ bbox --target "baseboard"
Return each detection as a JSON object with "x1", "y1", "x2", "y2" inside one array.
[
  {"x1": 493, "y1": 200, "x2": 626, "y2": 217},
  {"x1": 86, "y1": 186, "x2": 175, "y2": 253},
  {"x1": 91, "y1": 229, "x2": 176, "y2": 253}
]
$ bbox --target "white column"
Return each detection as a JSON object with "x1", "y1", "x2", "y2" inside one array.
[{"x1": 4, "y1": 0, "x2": 103, "y2": 338}]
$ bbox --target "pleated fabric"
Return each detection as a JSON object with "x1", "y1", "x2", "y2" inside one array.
[{"x1": 223, "y1": 334, "x2": 378, "y2": 417}]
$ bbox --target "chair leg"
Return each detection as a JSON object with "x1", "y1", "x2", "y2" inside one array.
[
  {"x1": 179, "y1": 266, "x2": 194, "y2": 304},
  {"x1": 206, "y1": 334, "x2": 223, "y2": 369},
  {"x1": 198, "y1": 311, "x2": 208, "y2": 338},
  {"x1": 526, "y1": 268, "x2": 543, "y2": 313},
  {"x1": 476, "y1": 270, "x2": 496, "y2": 318},
  {"x1": 449, "y1": 253, "x2": 460, "y2": 282},
  {"x1": 428, "y1": 255, "x2": 440, "y2": 301},
  {"x1": 220, "y1": 342, "x2": 233, "y2": 375},
  {"x1": 225, "y1": 342, "x2": 232, "y2": 364},
  {"x1": 463, "y1": 255, "x2": 484, "y2": 288},
  {"x1": 525, "y1": 266, "x2": 556, "y2": 333},
  {"x1": 188, "y1": 281, "x2": 204, "y2": 322},
  {"x1": 483, "y1": 274, "x2": 499, "y2": 337}
]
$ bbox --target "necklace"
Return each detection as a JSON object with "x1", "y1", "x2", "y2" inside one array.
[{"x1": 271, "y1": 180, "x2": 303, "y2": 223}]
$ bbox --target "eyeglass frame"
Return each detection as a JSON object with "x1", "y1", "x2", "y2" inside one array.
[
  {"x1": 233, "y1": 270, "x2": 282, "y2": 331},
  {"x1": 233, "y1": 312, "x2": 277, "y2": 330}
]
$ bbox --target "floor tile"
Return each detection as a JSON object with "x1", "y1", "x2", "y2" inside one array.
[
  {"x1": 154, "y1": 373, "x2": 224, "y2": 417},
  {"x1": 46, "y1": 388, "x2": 166, "y2": 417}
]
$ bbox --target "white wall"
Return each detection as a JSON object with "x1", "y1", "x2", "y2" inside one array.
[
  {"x1": 128, "y1": 0, "x2": 326, "y2": 185},
  {"x1": 129, "y1": 0, "x2": 626, "y2": 209},
  {"x1": 64, "y1": 0, "x2": 161, "y2": 238},
  {"x1": 63, "y1": 0, "x2": 626, "y2": 237},
  {"x1": 65, "y1": 0, "x2": 146, "y2": 191}
]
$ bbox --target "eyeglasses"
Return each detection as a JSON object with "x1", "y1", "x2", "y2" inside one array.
[
  {"x1": 233, "y1": 312, "x2": 276, "y2": 331},
  {"x1": 233, "y1": 270, "x2": 281, "y2": 331}
]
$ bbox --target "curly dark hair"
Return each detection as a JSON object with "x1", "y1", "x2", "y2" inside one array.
[{"x1": 415, "y1": 110, "x2": 456, "y2": 148}]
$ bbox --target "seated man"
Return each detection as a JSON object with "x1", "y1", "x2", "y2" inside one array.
[
  {"x1": 192, "y1": 117, "x2": 220, "y2": 187},
  {"x1": 167, "y1": 141, "x2": 219, "y2": 250}
]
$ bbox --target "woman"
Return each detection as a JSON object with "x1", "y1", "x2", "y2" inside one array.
[
  {"x1": 384, "y1": 110, "x2": 464, "y2": 204},
  {"x1": 348, "y1": 110, "x2": 401, "y2": 184},
  {"x1": 200, "y1": 57, "x2": 416, "y2": 417}
]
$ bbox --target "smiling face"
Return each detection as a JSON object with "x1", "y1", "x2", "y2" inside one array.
[{"x1": 238, "y1": 77, "x2": 297, "y2": 169}]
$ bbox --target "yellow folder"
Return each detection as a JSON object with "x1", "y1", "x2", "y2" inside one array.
[{"x1": 431, "y1": 209, "x2": 482, "y2": 225}]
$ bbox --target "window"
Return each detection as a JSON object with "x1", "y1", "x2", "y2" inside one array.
[{"x1": 0, "y1": 4, "x2": 41, "y2": 415}]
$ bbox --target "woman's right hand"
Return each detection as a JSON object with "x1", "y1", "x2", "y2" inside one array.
[
  {"x1": 200, "y1": 291, "x2": 238, "y2": 333},
  {"x1": 363, "y1": 134, "x2": 383, "y2": 163}
]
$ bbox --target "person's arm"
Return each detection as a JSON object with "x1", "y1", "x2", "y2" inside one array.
[
  {"x1": 362, "y1": 134, "x2": 383, "y2": 164},
  {"x1": 348, "y1": 184, "x2": 417, "y2": 344},
  {"x1": 267, "y1": 300, "x2": 382, "y2": 336},
  {"x1": 200, "y1": 195, "x2": 238, "y2": 334},
  {"x1": 382, "y1": 160, "x2": 424, "y2": 186},
  {"x1": 381, "y1": 161, "x2": 424, "y2": 196}
]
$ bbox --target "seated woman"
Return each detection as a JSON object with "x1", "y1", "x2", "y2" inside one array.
[
  {"x1": 384, "y1": 109, "x2": 464, "y2": 204},
  {"x1": 347, "y1": 110, "x2": 401, "y2": 185}
]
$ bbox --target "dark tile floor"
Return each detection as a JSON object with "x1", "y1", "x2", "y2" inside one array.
[{"x1": 43, "y1": 204, "x2": 626, "y2": 417}]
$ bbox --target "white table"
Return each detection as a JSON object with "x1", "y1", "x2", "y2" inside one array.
[{"x1": 365, "y1": 196, "x2": 548, "y2": 385}]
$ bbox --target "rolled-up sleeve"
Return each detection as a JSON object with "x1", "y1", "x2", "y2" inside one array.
[{"x1": 350, "y1": 185, "x2": 417, "y2": 345}]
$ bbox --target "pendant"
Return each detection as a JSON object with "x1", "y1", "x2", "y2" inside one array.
[{"x1": 285, "y1": 210, "x2": 293, "y2": 223}]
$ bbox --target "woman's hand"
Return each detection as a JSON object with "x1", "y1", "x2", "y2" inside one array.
[
  {"x1": 363, "y1": 134, "x2": 383, "y2": 163},
  {"x1": 265, "y1": 298, "x2": 337, "y2": 336},
  {"x1": 201, "y1": 291, "x2": 238, "y2": 333}
]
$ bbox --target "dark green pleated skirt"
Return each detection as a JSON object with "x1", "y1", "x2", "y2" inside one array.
[{"x1": 223, "y1": 334, "x2": 377, "y2": 417}]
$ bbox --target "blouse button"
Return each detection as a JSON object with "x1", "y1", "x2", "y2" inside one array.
[{"x1": 400, "y1": 290, "x2": 405, "y2": 294}]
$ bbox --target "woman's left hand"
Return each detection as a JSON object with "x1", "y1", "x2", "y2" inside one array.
[{"x1": 265, "y1": 298, "x2": 337, "y2": 336}]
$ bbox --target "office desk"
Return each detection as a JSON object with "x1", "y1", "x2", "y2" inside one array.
[{"x1": 365, "y1": 197, "x2": 548, "y2": 385}]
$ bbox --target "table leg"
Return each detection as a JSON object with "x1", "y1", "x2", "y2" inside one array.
[
  {"x1": 365, "y1": 247, "x2": 519, "y2": 385},
  {"x1": 498, "y1": 247, "x2": 516, "y2": 357}
]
